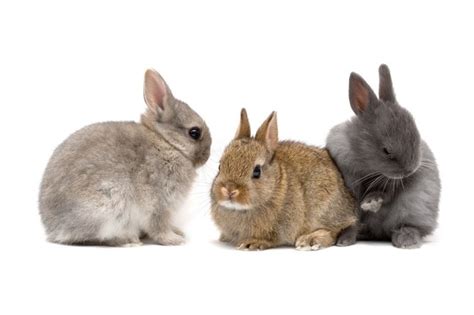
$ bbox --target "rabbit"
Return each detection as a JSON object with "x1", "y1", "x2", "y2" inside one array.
[
  {"x1": 39, "y1": 69, "x2": 212, "y2": 246},
  {"x1": 326, "y1": 64, "x2": 440, "y2": 249},
  {"x1": 210, "y1": 109, "x2": 357, "y2": 250}
]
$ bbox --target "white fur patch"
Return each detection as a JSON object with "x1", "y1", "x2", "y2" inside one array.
[
  {"x1": 361, "y1": 197, "x2": 383, "y2": 212},
  {"x1": 219, "y1": 200, "x2": 251, "y2": 211},
  {"x1": 98, "y1": 203, "x2": 150, "y2": 241}
]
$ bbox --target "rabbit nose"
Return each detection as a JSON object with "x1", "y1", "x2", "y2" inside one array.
[{"x1": 220, "y1": 187, "x2": 240, "y2": 199}]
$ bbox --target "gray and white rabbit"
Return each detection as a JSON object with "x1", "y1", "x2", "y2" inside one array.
[
  {"x1": 39, "y1": 69, "x2": 211, "y2": 246},
  {"x1": 326, "y1": 64, "x2": 440, "y2": 248}
]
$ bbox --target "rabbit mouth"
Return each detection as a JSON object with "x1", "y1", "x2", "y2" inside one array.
[
  {"x1": 384, "y1": 168, "x2": 418, "y2": 180},
  {"x1": 385, "y1": 174, "x2": 405, "y2": 180},
  {"x1": 219, "y1": 200, "x2": 251, "y2": 211}
]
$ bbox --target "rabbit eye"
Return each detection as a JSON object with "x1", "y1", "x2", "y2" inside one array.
[
  {"x1": 383, "y1": 147, "x2": 395, "y2": 160},
  {"x1": 189, "y1": 127, "x2": 202, "y2": 140},
  {"x1": 252, "y1": 165, "x2": 261, "y2": 179}
]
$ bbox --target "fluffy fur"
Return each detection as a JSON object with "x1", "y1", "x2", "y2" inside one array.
[
  {"x1": 326, "y1": 64, "x2": 440, "y2": 249},
  {"x1": 39, "y1": 69, "x2": 211, "y2": 246},
  {"x1": 211, "y1": 109, "x2": 357, "y2": 250}
]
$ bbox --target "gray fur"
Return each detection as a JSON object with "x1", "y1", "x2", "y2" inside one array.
[
  {"x1": 326, "y1": 64, "x2": 440, "y2": 248},
  {"x1": 39, "y1": 69, "x2": 211, "y2": 246}
]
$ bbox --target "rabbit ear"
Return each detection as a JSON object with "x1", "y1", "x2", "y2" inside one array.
[
  {"x1": 143, "y1": 69, "x2": 174, "y2": 117},
  {"x1": 234, "y1": 108, "x2": 251, "y2": 139},
  {"x1": 255, "y1": 112, "x2": 278, "y2": 152},
  {"x1": 349, "y1": 72, "x2": 378, "y2": 116},
  {"x1": 378, "y1": 64, "x2": 396, "y2": 103}
]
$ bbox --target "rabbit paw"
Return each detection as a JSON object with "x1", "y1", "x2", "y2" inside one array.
[
  {"x1": 392, "y1": 227, "x2": 422, "y2": 249},
  {"x1": 172, "y1": 226, "x2": 185, "y2": 237},
  {"x1": 153, "y1": 230, "x2": 186, "y2": 246},
  {"x1": 336, "y1": 226, "x2": 358, "y2": 247},
  {"x1": 238, "y1": 239, "x2": 273, "y2": 250},
  {"x1": 296, "y1": 230, "x2": 336, "y2": 251},
  {"x1": 104, "y1": 236, "x2": 143, "y2": 247},
  {"x1": 361, "y1": 196, "x2": 383, "y2": 212},
  {"x1": 219, "y1": 234, "x2": 232, "y2": 243},
  {"x1": 121, "y1": 241, "x2": 144, "y2": 247}
]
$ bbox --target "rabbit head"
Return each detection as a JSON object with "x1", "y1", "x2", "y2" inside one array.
[
  {"x1": 141, "y1": 69, "x2": 211, "y2": 167},
  {"x1": 211, "y1": 109, "x2": 279, "y2": 211},
  {"x1": 348, "y1": 64, "x2": 421, "y2": 179}
]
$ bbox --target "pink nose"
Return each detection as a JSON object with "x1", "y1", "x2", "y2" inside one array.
[{"x1": 221, "y1": 187, "x2": 239, "y2": 199}]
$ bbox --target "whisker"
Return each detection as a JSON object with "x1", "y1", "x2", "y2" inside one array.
[
  {"x1": 361, "y1": 174, "x2": 384, "y2": 199},
  {"x1": 420, "y1": 163, "x2": 436, "y2": 171},
  {"x1": 420, "y1": 161, "x2": 437, "y2": 168},
  {"x1": 400, "y1": 178, "x2": 405, "y2": 191},
  {"x1": 382, "y1": 177, "x2": 389, "y2": 193},
  {"x1": 352, "y1": 171, "x2": 381, "y2": 186}
]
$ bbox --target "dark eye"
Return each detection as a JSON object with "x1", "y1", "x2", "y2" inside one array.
[
  {"x1": 252, "y1": 165, "x2": 261, "y2": 179},
  {"x1": 383, "y1": 147, "x2": 395, "y2": 160},
  {"x1": 188, "y1": 127, "x2": 201, "y2": 140}
]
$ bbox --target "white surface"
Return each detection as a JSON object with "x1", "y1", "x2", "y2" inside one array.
[{"x1": 0, "y1": 1, "x2": 472, "y2": 314}]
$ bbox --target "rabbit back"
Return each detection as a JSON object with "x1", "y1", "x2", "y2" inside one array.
[
  {"x1": 39, "y1": 121, "x2": 195, "y2": 244},
  {"x1": 276, "y1": 141, "x2": 357, "y2": 239}
]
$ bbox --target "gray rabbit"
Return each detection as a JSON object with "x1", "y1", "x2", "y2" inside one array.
[
  {"x1": 326, "y1": 64, "x2": 440, "y2": 248},
  {"x1": 39, "y1": 69, "x2": 211, "y2": 246}
]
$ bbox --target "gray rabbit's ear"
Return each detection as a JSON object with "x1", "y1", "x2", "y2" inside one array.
[
  {"x1": 143, "y1": 69, "x2": 174, "y2": 119},
  {"x1": 255, "y1": 111, "x2": 278, "y2": 152},
  {"x1": 234, "y1": 108, "x2": 251, "y2": 139},
  {"x1": 378, "y1": 64, "x2": 396, "y2": 103},
  {"x1": 349, "y1": 72, "x2": 378, "y2": 116}
]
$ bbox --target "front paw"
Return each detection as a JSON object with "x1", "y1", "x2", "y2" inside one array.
[
  {"x1": 296, "y1": 229, "x2": 336, "y2": 251},
  {"x1": 152, "y1": 230, "x2": 186, "y2": 246},
  {"x1": 361, "y1": 196, "x2": 383, "y2": 212},
  {"x1": 238, "y1": 239, "x2": 273, "y2": 250},
  {"x1": 392, "y1": 227, "x2": 422, "y2": 249}
]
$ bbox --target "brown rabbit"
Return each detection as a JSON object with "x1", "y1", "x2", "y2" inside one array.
[{"x1": 211, "y1": 109, "x2": 357, "y2": 250}]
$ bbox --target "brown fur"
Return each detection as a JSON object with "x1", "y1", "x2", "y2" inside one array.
[{"x1": 211, "y1": 109, "x2": 357, "y2": 250}]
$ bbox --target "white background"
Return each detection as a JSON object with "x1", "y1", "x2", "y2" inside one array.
[{"x1": 1, "y1": 1, "x2": 472, "y2": 314}]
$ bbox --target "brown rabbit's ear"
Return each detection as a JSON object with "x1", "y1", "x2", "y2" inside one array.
[
  {"x1": 143, "y1": 69, "x2": 174, "y2": 119},
  {"x1": 349, "y1": 72, "x2": 378, "y2": 116},
  {"x1": 234, "y1": 108, "x2": 251, "y2": 139},
  {"x1": 378, "y1": 64, "x2": 396, "y2": 103},
  {"x1": 255, "y1": 111, "x2": 278, "y2": 152}
]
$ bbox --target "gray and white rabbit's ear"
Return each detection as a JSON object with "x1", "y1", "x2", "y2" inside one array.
[
  {"x1": 349, "y1": 72, "x2": 378, "y2": 116},
  {"x1": 234, "y1": 108, "x2": 251, "y2": 139},
  {"x1": 378, "y1": 64, "x2": 396, "y2": 103},
  {"x1": 143, "y1": 69, "x2": 174, "y2": 120},
  {"x1": 255, "y1": 111, "x2": 278, "y2": 152}
]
